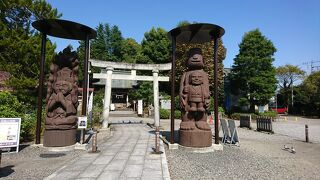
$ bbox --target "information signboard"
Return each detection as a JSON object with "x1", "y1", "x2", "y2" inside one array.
[
  {"x1": 0, "y1": 118, "x2": 21, "y2": 153},
  {"x1": 160, "y1": 100, "x2": 171, "y2": 110}
]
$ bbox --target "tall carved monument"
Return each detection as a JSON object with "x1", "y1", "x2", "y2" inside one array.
[
  {"x1": 44, "y1": 47, "x2": 79, "y2": 147},
  {"x1": 179, "y1": 48, "x2": 212, "y2": 147}
]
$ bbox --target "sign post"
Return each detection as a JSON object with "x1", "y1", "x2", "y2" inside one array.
[{"x1": 78, "y1": 116, "x2": 88, "y2": 144}]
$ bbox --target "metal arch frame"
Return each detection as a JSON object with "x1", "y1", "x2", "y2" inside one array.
[
  {"x1": 168, "y1": 23, "x2": 225, "y2": 145},
  {"x1": 32, "y1": 19, "x2": 97, "y2": 144}
]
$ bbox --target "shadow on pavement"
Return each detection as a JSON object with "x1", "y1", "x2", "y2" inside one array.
[
  {"x1": 161, "y1": 130, "x2": 180, "y2": 143},
  {"x1": 0, "y1": 165, "x2": 15, "y2": 178}
]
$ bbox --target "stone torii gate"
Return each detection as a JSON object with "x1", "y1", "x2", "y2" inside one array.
[{"x1": 90, "y1": 59, "x2": 171, "y2": 128}]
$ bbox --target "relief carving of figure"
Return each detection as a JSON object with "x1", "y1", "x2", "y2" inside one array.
[
  {"x1": 45, "y1": 47, "x2": 79, "y2": 130},
  {"x1": 179, "y1": 48, "x2": 211, "y2": 131}
]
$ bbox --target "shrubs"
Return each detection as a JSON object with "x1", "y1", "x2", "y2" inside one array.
[
  {"x1": 259, "y1": 111, "x2": 278, "y2": 118},
  {"x1": 230, "y1": 113, "x2": 257, "y2": 120},
  {"x1": 21, "y1": 112, "x2": 37, "y2": 141},
  {"x1": 229, "y1": 111, "x2": 278, "y2": 120},
  {"x1": 160, "y1": 108, "x2": 170, "y2": 119},
  {"x1": 0, "y1": 91, "x2": 38, "y2": 142},
  {"x1": 159, "y1": 108, "x2": 182, "y2": 119},
  {"x1": 92, "y1": 106, "x2": 103, "y2": 127},
  {"x1": 174, "y1": 110, "x2": 181, "y2": 119}
]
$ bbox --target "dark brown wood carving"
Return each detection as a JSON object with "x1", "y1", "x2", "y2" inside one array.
[
  {"x1": 179, "y1": 48, "x2": 212, "y2": 147},
  {"x1": 44, "y1": 47, "x2": 79, "y2": 147}
]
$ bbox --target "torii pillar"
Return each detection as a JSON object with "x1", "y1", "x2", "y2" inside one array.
[{"x1": 102, "y1": 67, "x2": 113, "y2": 128}]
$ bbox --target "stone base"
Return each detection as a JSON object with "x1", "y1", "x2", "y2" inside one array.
[
  {"x1": 168, "y1": 143, "x2": 179, "y2": 150},
  {"x1": 44, "y1": 144, "x2": 76, "y2": 152},
  {"x1": 179, "y1": 129, "x2": 212, "y2": 148},
  {"x1": 180, "y1": 144, "x2": 215, "y2": 153},
  {"x1": 44, "y1": 129, "x2": 77, "y2": 147}
]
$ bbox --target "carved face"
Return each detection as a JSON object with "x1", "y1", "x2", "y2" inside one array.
[
  {"x1": 190, "y1": 72, "x2": 203, "y2": 85},
  {"x1": 53, "y1": 80, "x2": 72, "y2": 95},
  {"x1": 186, "y1": 53, "x2": 204, "y2": 69}
]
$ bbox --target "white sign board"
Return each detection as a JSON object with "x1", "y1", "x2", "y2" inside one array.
[
  {"x1": 78, "y1": 116, "x2": 87, "y2": 129},
  {"x1": 160, "y1": 100, "x2": 171, "y2": 110},
  {"x1": 138, "y1": 100, "x2": 143, "y2": 115},
  {"x1": 0, "y1": 118, "x2": 21, "y2": 153}
]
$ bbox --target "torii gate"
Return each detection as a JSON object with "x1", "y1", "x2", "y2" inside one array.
[{"x1": 90, "y1": 59, "x2": 171, "y2": 128}]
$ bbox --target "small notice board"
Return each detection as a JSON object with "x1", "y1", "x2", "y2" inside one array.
[
  {"x1": 0, "y1": 118, "x2": 21, "y2": 153},
  {"x1": 138, "y1": 100, "x2": 143, "y2": 115},
  {"x1": 78, "y1": 116, "x2": 87, "y2": 129}
]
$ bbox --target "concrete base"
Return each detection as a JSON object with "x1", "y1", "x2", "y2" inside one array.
[
  {"x1": 179, "y1": 129, "x2": 212, "y2": 147},
  {"x1": 168, "y1": 143, "x2": 179, "y2": 150},
  {"x1": 179, "y1": 144, "x2": 215, "y2": 153},
  {"x1": 212, "y1": 143, "x2": 224, "y2": 151},
  {"x1": 44, "y1": 144, "x2": 76, "y2": 152},
  {"x1": 31, "y1": 144, "x2": 43, "y2": 148}
]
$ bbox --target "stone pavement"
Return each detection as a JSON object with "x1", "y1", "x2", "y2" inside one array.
[{"x1": 45, "y1": 123, "x2": 170, "y2": 180}]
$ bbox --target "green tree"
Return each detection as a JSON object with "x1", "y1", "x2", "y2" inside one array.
[
  {"x1": 276, "y1": 64, "x2": 305, "y2": 110},
  {"x1": 0, "y1": 0, "x2": 61, "y2": 105},
  {"x1": 231, "y1": 29, "x2": 277, "y2": 112},
  {"x1": 128, "y1": 82, "x2": 153, "y2": 105},
  {"x1": 121, "y1": 38, "x2": 143, "y2": 63},
  {"x1": 141, "y1": 27, "x2": 170, "y2": 64},
  {"x1": 293, "y1": 71, "x2": 320, "y2": 116},
  {"x1": 89, "y1": 23, "x2": 124, "y2": 61}
]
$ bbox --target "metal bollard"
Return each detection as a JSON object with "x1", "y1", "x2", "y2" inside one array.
[
  {"x1": 154, "y1": 127, "x2": 163, "y2": 154},
  {"x1": 305, "y1": 124, "x2": 309, "y2": 143},
  {"x1": 155, "y1": 127, "x2": 160, "y2": 153},
  {"x1": 0, "y1": 149, "x2": 2, "y2": 167},
  {"x1": 92, "y1": 132, "x2": 97, "y2": 153}
]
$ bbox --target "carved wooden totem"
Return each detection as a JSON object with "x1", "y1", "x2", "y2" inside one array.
[
  {"x1": 179, "y1": 48, "x2": 212, "y2": 147},
  {"x1": 44, "y1": 47, "x2": 79, "y2": 147}
]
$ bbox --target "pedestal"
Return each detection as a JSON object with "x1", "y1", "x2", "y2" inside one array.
[
  {"x1": 44, "y1": 129, "x2": 77, "y2": 147},
  {"x1": 179, "y1": 129, "x2": 212, "y2": 147}
]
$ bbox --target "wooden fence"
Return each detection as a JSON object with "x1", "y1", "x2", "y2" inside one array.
[
  {"x1": 256, "y1": 116, "x2": 273, "y2": 133},
  {"x1": 240, "y1": 114, "x2": 251, "y2": 129}
]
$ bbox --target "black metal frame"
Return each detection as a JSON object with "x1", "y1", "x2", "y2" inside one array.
[
  {"x1": 168, "y1": 23, "x2": 225, "y2": 144},
  {"x1": 32, "y1": 19, "x2": 96, "y2": 144}
]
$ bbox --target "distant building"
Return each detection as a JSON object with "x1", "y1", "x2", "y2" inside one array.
[
  {"x1": 93, "y1": 69, "x2": 137, "y2": 109},
  {"x1": 0, "y1": 71, "x2": 12, "y2": 91}
]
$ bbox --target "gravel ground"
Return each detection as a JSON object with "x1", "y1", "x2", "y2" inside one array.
[
  {"x1": 1, "y1": 115, "x2": 319, "y2": 180},
  {"x1": 0, "y1": 144, "x2": 84, "y2": 180},
  {"x1": 165, "y1": 119, "x2": 320, "y2": 180},
  {"x1": 273, "y1": 116, "x2": 320, "y2": 143},
  {"x1": 0, "y1": 129, "x2": 112, "y2": 180}
]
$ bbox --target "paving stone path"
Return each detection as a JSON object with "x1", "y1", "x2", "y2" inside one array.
[{"x1": 45, "y1": 123, "x2": 170, "y2": 180}]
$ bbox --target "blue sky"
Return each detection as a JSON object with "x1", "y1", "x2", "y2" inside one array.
[{"x1": 46, "y1": 0, "x2": 320, "y2": 70}]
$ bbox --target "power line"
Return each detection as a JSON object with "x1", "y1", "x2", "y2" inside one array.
[{"x1": 301, "y1": 60, "x2": 320, "y2": 74}]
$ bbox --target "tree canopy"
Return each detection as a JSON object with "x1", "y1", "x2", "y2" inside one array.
[
  {"x1": 231, "y1": 29, "x2": 277, "y2": 110},
  {"x1": 293, "y1": 71, "x2": 320, "y2": 116},
  {"x1": 89, "y1": 23, "x2": 124, "y2": 62},
  {"x1": 276, "y1": 64, "x2": 305, "y2": 108},
  {"x1": 0, "y1": 0, "x2": 61, "y2": 104},
  {"x1": 141, "y1": 27, "x2": 170, "y2": 64}
]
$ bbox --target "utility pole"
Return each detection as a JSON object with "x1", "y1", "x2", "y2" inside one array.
[
  {"x1": 311, "y1": 60, "x2": 320, "y2": 73},
  {"x1": 291, "y1": 86, "x2": 293, "y2": 107},
  {"x1": 302, "y1": 60, "x2": 320, "y2": 74}
]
